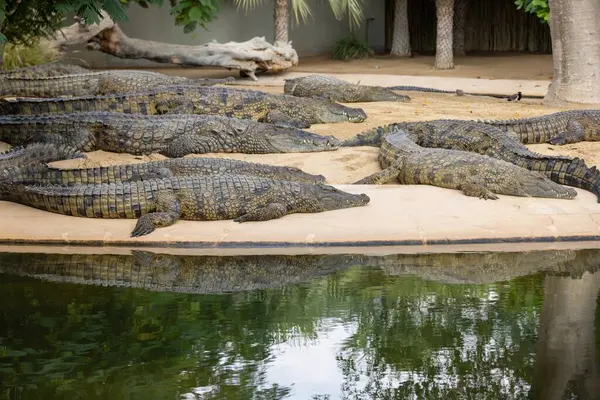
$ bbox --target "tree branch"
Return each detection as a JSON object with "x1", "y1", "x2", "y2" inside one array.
[{"x1": 43, "y1": 11, "x2": 299, "y2": 81}]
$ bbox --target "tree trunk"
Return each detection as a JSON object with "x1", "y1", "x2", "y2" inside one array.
[
  {"x1": 43, "y1": 12, "x2": 298, "y2": 81},
  {"x1": 390, "y1": 0, "x2": 411, "y2": 56},
  {"x1": 530, "y1": 271, "x2": 600, "y2": 399},
  {"x1": 453, "y1": 0, "x2": 468, "y2": 56},
  {"x1": 434, "y1": 0, "x2": 455, "y2": 69},
  {"x1": 544, "y1": 0, "x2": 600, "y2": 105},
  {"x1": 0, "y1": 43, "x2": 4, "y2": 70},
  {"x1": 273, "y1": 0, "x2": 289, "y2": 46}
]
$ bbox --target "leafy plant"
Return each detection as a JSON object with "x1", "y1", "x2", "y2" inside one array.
[
  {"x1": 332, "y1": 33, "x2": 373, "y2": 61},
  {"x1": 169, "y1": 0, "x2": 220, "y2": 33},
  {"x1": 1, "y1": 41, "x2": 59, "y2": 70},
  {"x1": 515, "y1": 0, "x2": 549, "y2": 23},
  {"x1": 0, "y1": 0, "x2": 220, "y2": 47}
]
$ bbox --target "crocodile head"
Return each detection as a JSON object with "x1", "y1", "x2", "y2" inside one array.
[
  {"x1": 310, "y1": 101, "x2": 368, "y2": 124},
  {"x1": 298, "y1": 183, "x2": 370, "y2": 213},
  {"x1": 263, "y1": 125, "x2": 341, "y2": 153},
  {"x1": 223, "y1": 118, "x2": 342, "y2": 153},
  {"x1": 368, "y1": 88, "x2": 411, "y2": 102}
]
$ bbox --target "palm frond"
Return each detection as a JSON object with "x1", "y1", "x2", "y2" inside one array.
[
  {"x1": 290, "y1": 0, "x2": 313, "y2": 26},
  {"x1": 232, "y1": 0, "x2": 265, "y2": 13}
]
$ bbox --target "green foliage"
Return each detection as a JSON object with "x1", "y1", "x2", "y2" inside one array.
[
  {"x1": 1, "y1": 41, "x2": 59, "y2": 70},
  {"x1": 332, "y1": 33, "x2": 373, "y2": 61},
  {"x1": 0, "y1": 0, "x2": 151, "y2": 45},
  {"x1": 0, "y1": 0, "x2": 219, "y2": 47},
  {"x1": 515, "y1": 0, "x2": 550, "y2": 23},
  {"x1": 169, "y1": 0, "x2": 220, "y2": 33}
]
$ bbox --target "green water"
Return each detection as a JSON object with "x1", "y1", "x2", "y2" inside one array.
[{"x1": 0, "y1": 249, "x2": 599, "y2": 400}]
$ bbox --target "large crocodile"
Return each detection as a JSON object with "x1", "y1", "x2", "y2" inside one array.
[
  {"x1": 0, "y1": 175, "x2": 370, "y2": 237},
  {"x1": 0, "y1": 70, "x2": 236, "y2": 97},
  {"x1": 343, "y1": 119, "x2": 600, "y2": 201},
  {"x1": 354, "y1": 128, "x2": 577, "y2": 200},
  {"x1": 0, "y1": 85, "x2": 368, "y2": 128},
  {"x1": 0, "y1": 112, "x2": 341, "y2": 156},
  {"x1": 284, "y1": 75, "x2": 411, "y2": 103},
  {"x1": 4, "y1": 150, "x2": 326, "y2": 185},
  {"x1": 0, "y1": 143, "x2": 86, "y2": 170},
  {"x1": 478, "y1": 109, "x2": 600, "y2": 145},
  {"x1": 0, "y1": 63, "x2": 89, "y2": 78}
]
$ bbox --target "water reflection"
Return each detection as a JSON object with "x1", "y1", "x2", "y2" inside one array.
[{"x1": 0, "y1": 249, "x2": 598, "y2": 399}]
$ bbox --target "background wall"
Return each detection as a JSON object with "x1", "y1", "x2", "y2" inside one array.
[
  {"x1": 385, "y1": 0, "x2": 552, "y2": 54},
  {"x1": 70, "y1": 1, "x2": 387, "y2": 68}
]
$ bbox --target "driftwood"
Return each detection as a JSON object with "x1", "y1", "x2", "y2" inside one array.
[{"x1": 42, "y1": 11, "x2": 299, "y2": 81}]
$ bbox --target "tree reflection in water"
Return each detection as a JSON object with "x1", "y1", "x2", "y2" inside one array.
[{"x1": 0, "y1": 249, "x2": 598, "y2": 399}]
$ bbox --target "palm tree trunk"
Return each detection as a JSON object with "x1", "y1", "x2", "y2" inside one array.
[
  {"x1": 453, "y1": 0, "x2": 468, "y2": 56},
  {"x1": 544, "y1": 0, "x2": 600, "y2": 105},
  {"x1": 434, "y1": 0, "x2": 455, "y2": 69},
  {"x1": 390, "y1": 0, "x2": 410, "y2": 56},
  {"x1": 274, "y1": 0, "x2": 289, "y2": 45}
]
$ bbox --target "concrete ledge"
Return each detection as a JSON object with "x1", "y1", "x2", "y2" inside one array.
[
  {"x1": 234, "y1": 72, "x2": 551, "y2": 97},
  {"x1": 1, "y1": 185, "x2": 600, "y2": 249}
]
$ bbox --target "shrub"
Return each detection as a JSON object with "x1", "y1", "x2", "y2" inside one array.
[
  {"x1": 1, "y1": 42, "x2": 58, "y2": 71},
  {"x1": 332, "y1": 33, "x2": 373, "y2": 61}
]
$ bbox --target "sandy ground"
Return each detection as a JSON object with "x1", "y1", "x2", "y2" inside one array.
[
  {"x1": 293, "y1": 53, "x2": 555, "y2": 81},
  {"x1": 2, "y1": 86, "x2": 597, "y2": 185},
  {"x1": 127, "y1": 53, "x2": 554, "y2": 81}
]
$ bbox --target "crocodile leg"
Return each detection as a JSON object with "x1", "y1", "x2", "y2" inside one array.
[
  {"x1": 161, "y1": 136, "x2": 218, "y2": 157},
  {"x1": 130, "y1": 190, "x2": 182, "y2": 237},
  {"x1": 549, "y1": 119, "x2": 586, "y2": 145},
  {"x1": 548, "y1": 117, "x2": 600, "y2": 145},
  {"x1": 264, "y1": 110, "x2": 311, "y2": 129},
  {"x1": 154, "y1": 98, "x2": 195, "y2": 114},
  {"x1": 50, "y1": 127, "x2": 98, "y2": 152},
  {"x1": 233, "y1": 203, "x2": 288, "y2": 222},
  {"x1": 458, "y1": 180, "x2": 499, "y2": 200},
  {"x1": 129, "y1": 168, "x2": 174, "y2": 182},
  {"x1": 354, "y1": 165, "x2": 400, "y2": 184}
]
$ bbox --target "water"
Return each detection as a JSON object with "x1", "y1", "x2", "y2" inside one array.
[{"x1": 0, "y1": 249, "x2": 598, "y2": 400}]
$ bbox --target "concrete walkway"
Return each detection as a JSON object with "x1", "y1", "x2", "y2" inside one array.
[
  {"x1": 1, "y1": 184, "x2": 599, "y2": 249},
  {"x1": 235, "y1": 72, "x2": 551, "y2": 97}
]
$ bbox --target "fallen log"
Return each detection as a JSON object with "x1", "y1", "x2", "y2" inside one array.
[{"x1": 42, "y1": 11, "x2": 299, "y2": 81}]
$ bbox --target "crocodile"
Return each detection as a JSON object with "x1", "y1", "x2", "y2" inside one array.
[
  {"x1": 387, "y1": 85, "x2": 465, "y2": 95},
  {"x1": 478, "y1": 109, "x2": 600, "y2": 145},
  {"x1": 387, "y1": 86, "x2": 544, "y2": 100},
  {"x1": 0, "y1": 143, "x2": 86, "y2": 170},
  {"x1": 354, "y1": 128, "x2": 577, "y2": 200},
  {"x1": 343, "y1": 119, "x2": 600, "y2": 201},
  {"x1": 284, "y1": 75, "x2": 411, "y2": 103},
  {"x1": 0, "y1": 85, "x2": 368, "y2": 128},
  {"x1": 4, "y1": 150, "x2": 327, "y2": 185},
  {"x1": 0, "y1": 70, "x2": 236, "y2": 98},
  {"x1": 0, "y1": 175, "x2": 370, "y2": 237},
  {"x1": 0, "y1": 112, "x2": 341, "y2": 156},
  {"x1": 0, "y1": 63, "x2": 89, "y2": 78}
]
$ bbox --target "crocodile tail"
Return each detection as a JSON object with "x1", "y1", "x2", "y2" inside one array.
[
  {"x1": 341, "y1": 124, "x2": 399, "y2": 147},
  {"x1": 584, "y1": 164, "x2": 600, "y2": 203},
  {"x1": 0, "y1": 143, "x2": 86, "y2": 170},
  {"x1": 561, "y1": 157, "x2": 600, "y2": 203}
]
